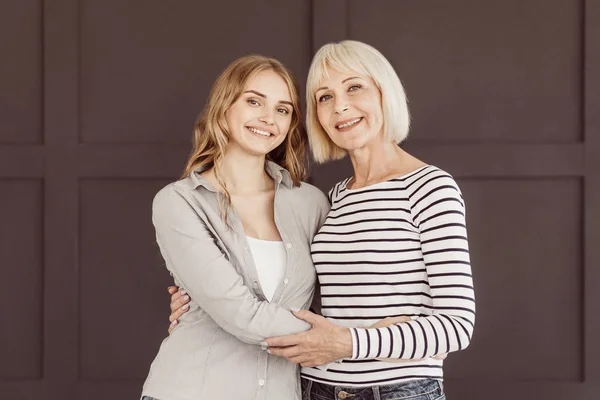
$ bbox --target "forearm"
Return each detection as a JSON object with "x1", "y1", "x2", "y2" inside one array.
[{"x1": 349, "y1": 311, "x2": 474, "y2": 360}]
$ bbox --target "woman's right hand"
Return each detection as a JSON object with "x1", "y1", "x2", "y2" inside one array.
[{"x1": 167, "y1": 286, "x2": 190, "y2": 334}]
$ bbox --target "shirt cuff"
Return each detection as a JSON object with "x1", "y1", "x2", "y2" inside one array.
[
  {"x1": 349, "y1": 327, "x2": 360, "y2": 359},
  {"x1": 350, "y1": 327, "x2": 386, "y2": 360}
]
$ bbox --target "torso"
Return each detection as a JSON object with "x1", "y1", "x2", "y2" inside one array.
[
  {"x1": 143, "y1": 162, "x2": 329, "y2": 400},
  {"x1": 301, "y1": 164, "x2": 474, "y2": 387}
]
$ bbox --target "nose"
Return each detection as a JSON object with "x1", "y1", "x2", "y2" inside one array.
[
  {"x1": 333, "y1": 96, "x2": 349, "y2": 114},
  {"x1": 259, "y1": 108, "x2": 275, "y2": 125}
]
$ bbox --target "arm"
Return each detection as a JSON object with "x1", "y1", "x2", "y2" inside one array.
[
  {"x1": 348, "y1": 173, "x2": 475, "y2": 360},
  {"x1": 152, "y1": 185, "x2": 311, "y2": 345}
]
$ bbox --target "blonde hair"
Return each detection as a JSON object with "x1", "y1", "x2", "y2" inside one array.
[
  {"x1": 306, "y1": 40, "x2": 411, "y2": 163},
  {"x1": 182, "y1": 55, "x2": 307, "y2": 223}
]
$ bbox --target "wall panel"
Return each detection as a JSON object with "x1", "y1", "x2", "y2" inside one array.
[
  {"x1": 0, "y1": 180, "x2": 43, "y2": 379},
  {"x1": 79, "y1": 179, "x2": 172, "y2": 380}
]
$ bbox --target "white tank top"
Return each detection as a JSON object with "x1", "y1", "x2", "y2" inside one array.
[{"x1": 246, "y1": 236, "x2": 287, "y2": 302}]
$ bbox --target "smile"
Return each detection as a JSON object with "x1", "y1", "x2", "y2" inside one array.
[
  {"x1": 247, "y1": 126, "x2": 274, "y2": 138},
  {"x1": 336, "y1": 117, "x2": 363, "y2": 129}
]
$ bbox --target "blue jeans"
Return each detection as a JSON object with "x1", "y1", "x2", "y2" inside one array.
[{"x1": 301, "y1": 378, "x2": 445, "y2": 400}]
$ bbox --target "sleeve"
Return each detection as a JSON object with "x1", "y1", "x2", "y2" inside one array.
[
  {"x1": 308, "y1": 187, "x2": 331, "y2": 315},
  {"x1": 152, "y1": 186, "x2": 311, "y2": 345},
  {"x1": 313, "y1": 187, "x2": 331, "y2": 235},
  {"x1": 348, "y1": 173, "x2": 475, "y2": 360}
]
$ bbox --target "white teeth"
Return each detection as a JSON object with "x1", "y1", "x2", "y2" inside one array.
[
  {"x1": 337, "y1": 118, "x2": 361, "y2": 129},
  {"x1": 248, "y1": 127, "x2": 271, "y2": 137}
]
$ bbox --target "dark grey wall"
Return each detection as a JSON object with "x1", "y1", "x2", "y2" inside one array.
[{"x1": 1, "y1": 1, "x2": 599, "y2": 399}]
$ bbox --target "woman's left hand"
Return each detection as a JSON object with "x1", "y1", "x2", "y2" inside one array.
[{"x1": 264, "y1": 309, "x2": 353, "y2": 367}]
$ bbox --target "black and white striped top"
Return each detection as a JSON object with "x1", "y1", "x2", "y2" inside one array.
[{"x1": 301, "y1": 165, "x2": 475, "y2": 387}]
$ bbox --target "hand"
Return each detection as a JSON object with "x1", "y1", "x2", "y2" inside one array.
[
  {"x1": 369, "y1": 315, "x2": 411, "y2": 328},
  {"x1": 369, "y1": 316, "x2": 448, "y2": 362},
  {"x1": 264, "y1": 309, "x2": 352, "y2": 367},
  {"x1": 167, "y1": 286, "x2": 190, "y2": 334}
]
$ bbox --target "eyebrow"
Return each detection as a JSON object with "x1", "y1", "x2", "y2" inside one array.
[
  {"x1": 244, "y1": 90, "x2": 293, "y2": 106},
  {"x1": 315, "y1": 76, "x2": 362, "y2": 93}
]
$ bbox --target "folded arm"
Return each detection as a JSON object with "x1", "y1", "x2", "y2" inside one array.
[{"x1": 152, "y1": 186, "x2": 311, "y2": 345}]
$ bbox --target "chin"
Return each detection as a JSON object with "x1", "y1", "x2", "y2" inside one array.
[{"x1": 337, "y1": 138, "x2": 370, "y2": 152}]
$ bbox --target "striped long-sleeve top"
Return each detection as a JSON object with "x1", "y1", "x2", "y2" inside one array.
[{"x1": 301, "y1": 165, "x2": 475, "y2": 387}]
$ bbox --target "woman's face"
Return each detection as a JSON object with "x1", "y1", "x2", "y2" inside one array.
[
  {"x1": 314, "y1": 68, "x2": 384, "y2": 152},
  {"x1": 225, "y1": 69, "x2": 293, "y2": 157}
]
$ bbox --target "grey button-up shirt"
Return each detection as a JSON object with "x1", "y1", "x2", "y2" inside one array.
[{"x1": 142, "y1": 161, "x2": 330, "y2": 400}]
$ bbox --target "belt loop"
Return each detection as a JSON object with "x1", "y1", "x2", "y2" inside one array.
[
  {"x1": 301, "y1": 379, "x2": 312, "y2": 399},
  {"x1": 373, "y1": 385, "x2": 381, "y2": 400}
]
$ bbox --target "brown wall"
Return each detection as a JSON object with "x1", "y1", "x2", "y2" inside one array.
[{"x1": 1, "y1": 1, "x2": 599, "y2": 399}]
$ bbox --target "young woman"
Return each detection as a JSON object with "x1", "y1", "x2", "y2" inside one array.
[
  {"x1": 140, "y1": 55, "x2": 330, "y2": 400},
  {"x1": 168, "y1": 41, "x2": 475, "y2": 400}
]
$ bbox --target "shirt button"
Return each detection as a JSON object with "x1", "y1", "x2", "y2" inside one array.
[
  {"x1": 253, "y1": 281, "x2": 258, "y2": 288},
  {"x1": 286, "y1": 242, "x2": 293, "y2": 249},
  {"x1": 258, "y1": 379, "x2": 265, "y2": 387},
  {"x1": 283, "y1": 278, "x2": 289, "y2": 285}
]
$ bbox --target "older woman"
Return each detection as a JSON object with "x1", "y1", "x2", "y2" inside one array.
[{"x1": 168, "y1": 41, "x2": 475, "y2": 400}]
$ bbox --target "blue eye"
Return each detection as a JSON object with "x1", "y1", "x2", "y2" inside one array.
[{"x1": 318, "y1": 94, "x2": 332, "y2": 102}]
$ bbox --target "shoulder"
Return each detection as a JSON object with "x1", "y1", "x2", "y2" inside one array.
[
  {"x1": 153, "y1": 182, "x2": 180, "y2": 207},
  {"x1": 327, "y1": 178, "x2": 351, "y2": 203},
  {"x1": 287, "y1": 181, "x2": 330, "y2": 213},
  {"x1": 406, "y1": 165, "x2": 462, "y2": 198},
  {"x1": 297, "y1": 181, "x2": 329, "y2": 203},
  {"x1": 153, "y1": 179, "x2": 187, "y2": 204},
  {"x1": 152, "y1": 178, "x2": 203, "y2": 220},
  {"x1": 407, "y1": 166, "x2": 465, "y2": 222},
  {"x1": 280, "y1": 181, "x2": 330, "y2": 231}
]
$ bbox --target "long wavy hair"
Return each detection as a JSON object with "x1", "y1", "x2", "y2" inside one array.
[{"x1": 181, "y1": 55, "x2": 307, "y2": 224}]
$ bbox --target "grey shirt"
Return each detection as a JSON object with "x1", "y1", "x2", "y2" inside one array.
[{"x1": 141, "y1": 161, "x2": 330, "y2": 400}]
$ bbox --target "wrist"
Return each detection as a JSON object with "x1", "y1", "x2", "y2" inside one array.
[{"x1": 335, "y1": 327, "x2": 353, "y2": 359}]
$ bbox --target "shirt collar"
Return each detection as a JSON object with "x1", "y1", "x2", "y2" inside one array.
[{"x1": 189, "y1": 160, "x2": 294, "y2": 191}]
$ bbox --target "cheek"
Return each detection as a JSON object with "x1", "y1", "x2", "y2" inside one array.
[
  {"x1": 224, "y1": 108, "x2": 240, "y2": 133},
  {"x1": 278, "y1": 132, "x2": 289, "y2": 145},
  {"x1": 364, "y1": 102, "x2": 383, "y2": 125},
  {"x1": 279, "y1": 116, "x2": 292, "y2": 133},
  {"x1": 316, "y1": 107, "x2": 330, "y2": 129}
]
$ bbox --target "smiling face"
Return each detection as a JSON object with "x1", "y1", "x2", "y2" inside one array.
[
  {"x1": 314, "y1": 68, "x2": 384, "y2": 152},
  {"x1": 225, "y1": 69, "x2": 293, "y2": 157}
]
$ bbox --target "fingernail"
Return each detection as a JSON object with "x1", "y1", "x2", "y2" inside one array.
[
  {"x1": 183, "y1": 295, "x2": 190, "y2": 302},
  {"x1": 267, "y1": 349, "x2": 272, "y2": 354},
  {"x1": 170, "y1": 320, "x2": 178, "y2": 326},
  {"x1": 180, "y1": 290, "x2": 187, "y2": 296},
  {"x1": 290, "y1": 307, "x2": 300, "y2": 312},
  {"x1": 182, "y1": 304, "x2": 189, "y2": 310}
]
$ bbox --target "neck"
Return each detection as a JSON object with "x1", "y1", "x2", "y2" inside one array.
[
  {"x1": 217, "y1": 146, "x2": 272, "y2": 195},
  {"x1": 348, "y1": 138, "x2": 405, "y2": 187}
]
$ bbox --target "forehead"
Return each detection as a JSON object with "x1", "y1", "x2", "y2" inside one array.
[
  {"x1": 244, "y1": 69, "x2": 292, "y2": 101},
  {"x1": 318, "y1": 67, "x2": 369, "y2": 85}
]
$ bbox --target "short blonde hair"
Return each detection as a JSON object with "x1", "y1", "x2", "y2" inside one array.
[{"x1": 306, "y1": 40, "x2": 411, "y2": 163}]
